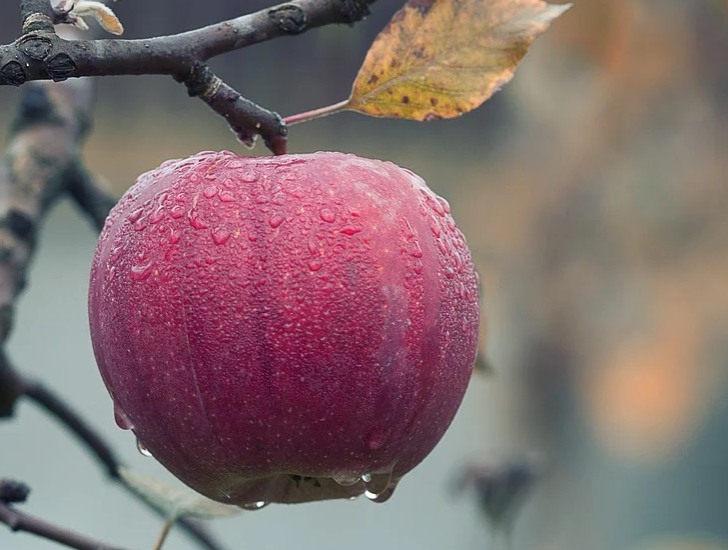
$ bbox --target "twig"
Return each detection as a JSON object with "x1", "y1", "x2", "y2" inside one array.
[
  {"x1": 22, "y1": 378, "x2": 121, "y2": 478},
  {"x1": 0, "y1": 479, "x2": 132, "y2": 550},
  {"x1": 178, "y1": 62, "x2": 286, "y2": 154},
  {"x1": 151, "y1": 519, "x2": 175, "y2": 550},
  {"x1": 4, "y1": 0, "x2": 379, "y2": 152},
  {"x1": 284, "y1": 99, "x2": 350, "y2": 125},
  {"x1": 0, "y1": 503, "x2": 132, "y2": 550},
  {"x1": 66, "y1": 165, "x2": 117, "y2": 232},
  {"x1": 19, "y1": 374, "x2": 230, "y2": 550}
]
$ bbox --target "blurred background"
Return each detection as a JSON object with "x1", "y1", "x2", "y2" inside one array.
[{"x1": 2, "y1": 0, "x2": 728, "y2": 549}]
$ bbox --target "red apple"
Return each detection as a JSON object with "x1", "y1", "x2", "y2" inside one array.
[{"x1": 88, "y1": 151, "x2": 479, "y2": 506}]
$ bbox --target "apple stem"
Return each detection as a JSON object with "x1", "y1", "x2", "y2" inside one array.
[
  {"x1": 150, "y1": 519, "x2": 175, "y2": 550},
  {"x1": 283, "y1": 100, "x2": 350, "y2": 126}
]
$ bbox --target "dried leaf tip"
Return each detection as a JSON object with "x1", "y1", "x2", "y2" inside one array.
[{"x1": 58, "y1": 0, "x2": 124, "y2": 35}]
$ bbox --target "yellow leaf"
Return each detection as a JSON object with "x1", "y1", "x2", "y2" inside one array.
[{"x1": 347, "y1": 0, "x2": 571, "y2": 121}]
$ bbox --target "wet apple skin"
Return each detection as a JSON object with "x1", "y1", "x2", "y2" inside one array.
[{"x1": 89, "y1": 151, "x2": 479, "y2": 504}]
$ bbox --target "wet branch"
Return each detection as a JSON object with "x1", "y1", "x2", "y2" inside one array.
[{"x1": 7, "y1": 0, "x2": 378, "y2": 153}]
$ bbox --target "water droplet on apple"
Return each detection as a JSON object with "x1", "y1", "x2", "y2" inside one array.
[
  {"x1": 241, "y1": 501, "x2": 268, "y2": 511},
  {"x1": 438, "y1": 197, "x2": 451, "y2": 214},
  {"x1": 341, "y1": 226, "x2": 361, "y2": 236},
  {"x1": 364, "y1": 470, "x2": 396, "y2": 502},
  {"x1": 109, "y1": 244, "x2": 124, "y2": 264},
  {"x1": 365, "y1": 427, "x2": 389, "y2": 450},
  {"x1": 131, "y1": 262, "x2": 153, "y2": 281},
  {"x1": 203, "y1": 185, "x2": 218, "y2": 199},
  {"x1": 149, "y1": 207, "x2": 165, "y2": 224},
  {"x1": 188, "y1": 211, "x2": 209, "y2": 230},
  {"x1": 136, "y1": 439, "x2": 153, "y2": 457},
  {"x1": 367, "y1": 480, "x2": 399, "y2": 503},
  {"x1": 211, "y1": 228, "x2": 231, "y2": 245},
  {"x1": 319, "y1": 208, "x2": 336, "y2": 223},
  {"x1": 332, "y1": 472, "x2": 361, "y2": 486},
  {"x1": 269, "y1": 213, "x2": 285, "y2": 229},
  {"x1": 239, "y1": 169, "x2": 259, "y2": 182},
  {"x1": 309, "y1": 258, "x2": 323, "y2": 272},
  {"x1": 424, "y1": 194, "x2": 445, "y2": 216},
  {"x1": 219, "y1": 191, "x2": 235, "y2": 202},
  {"x1": 128, "y1": 208, "x2": 144, "y2": 224},
  {"x1": 114, "y1": 404, "x2": 133, "y2": 430},
  {"x1": 170, "y1": 206, "x2": 185, "y2": 219}
]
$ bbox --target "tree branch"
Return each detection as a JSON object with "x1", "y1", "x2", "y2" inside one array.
[
  {"x1": 19, "y1": 373, "x2": 231, "y2": 550},
  {"x1": 2, "y1": 0, "x2": 379, "y2": 153},
  {"x1": 20, "y1": 0, "x2": 56, "y2": 34},
  {"x1": 0, "y1": 78, "x2": 92, "y2": 348},
  {"x1": 0, "y1": 1, "x2": 379, "y2": 547},
  {"x1": 0, "y1": 479, "x2": 133, "y2": 550},
  {"x1": 66, "y1": 166, "x2": 117, "y2": 232},
  {"x1": 0, "y1": 72, "x2": 228, "y2": 550},
  {"x1": 177, "y1": 62, "x2": 287, "y2": 154},
  {"x1": 22, "y1": 378, "x2": 120, "y2": 477}
]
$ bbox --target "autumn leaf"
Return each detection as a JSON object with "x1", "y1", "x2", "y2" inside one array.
[{"x1": 347, "y1": 0, "x2": 571, "y2": 121}]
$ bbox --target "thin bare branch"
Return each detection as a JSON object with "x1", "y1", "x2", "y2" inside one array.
[
  {"x1": 179, "y1": 62, "x2": 286, "y2": 153},
  {"x1": 18, "y1": 374, "x2": 230, "y2": 550},
  {"x1": 67, "y1": 165, "x2": 117, "y2": 232},
  {"x1": 22, "y1": 378, "x2": 121, "y2": 477},
  {"x1": 0, "y1": 74, "x2": 229, "y2": 550},
  {"x1": 0, "y1": 479, "x2": 132, "y2": 550}
]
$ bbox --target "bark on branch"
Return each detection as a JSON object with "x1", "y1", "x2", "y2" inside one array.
[{"x1": 5, "y1": 0, "x2": 378, "y2": 153}]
